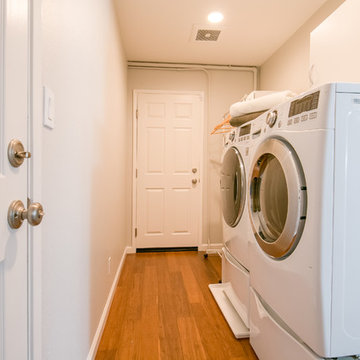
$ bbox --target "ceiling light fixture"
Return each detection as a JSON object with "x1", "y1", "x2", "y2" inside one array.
[{"x1": 208, "y1": 11, "x2": 224, "y2": 23}]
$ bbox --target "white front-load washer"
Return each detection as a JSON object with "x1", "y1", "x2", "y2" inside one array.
[
  {"x1": 209, "y1": 121, "x2": 257, "y2": 338},
  {"x1": 248, "y1": 83, "x2": 360, "y2": 359},
  {"x1": 220, "y1": 123, "x2": 253, "y2": 270}
]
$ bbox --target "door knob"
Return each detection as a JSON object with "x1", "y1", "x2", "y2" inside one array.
[
  {"x1": 192, "y1": 179, "x2": 198, "y2": 184},
  {"x1": 8, "y1": 139, "x2": 31, "y2": 168},
  {"x1": 8, "y1": 200, "x2": 44, "y2": 229}
]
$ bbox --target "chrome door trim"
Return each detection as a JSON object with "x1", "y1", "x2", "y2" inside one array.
[
  {"x1": 249, "y1": 137, "x2": 307, "y2": 259},
  {"x1": 220, "y1": 146, "x2": 246, "y2": 227}
]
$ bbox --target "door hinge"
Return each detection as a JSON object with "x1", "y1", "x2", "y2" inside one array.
[
  {"x1": 135, "y1": 228, "x2": 137, "y2": 237},
  {"x1": 136, "y1": 108, "x2": 138, "y2": 120},
  {"x1": 136, "y1": 168, "x2": 138, "y2": 178}
]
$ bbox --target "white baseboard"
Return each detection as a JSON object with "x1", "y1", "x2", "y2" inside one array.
[
  {"x1": 126, "y1": 246, "x2": 136, "y2": 254},
  {"x1": 87, "y1": 246, "x2": 131, "y2": 360},
  {"x1": 198, "y1": 243, "x2": 223, "y2": 252}
]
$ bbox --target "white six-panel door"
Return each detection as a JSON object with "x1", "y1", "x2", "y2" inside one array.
[
  {"x1": 135, "y1": 91, "x2": 203, "y2": 248},
  {"x1": 0, "y1": 0, "x2": 29, "y2": 358}
]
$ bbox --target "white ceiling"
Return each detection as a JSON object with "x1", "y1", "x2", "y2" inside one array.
[{"x1": 116, "y1": 0, "x2": 328, "y2": 66}]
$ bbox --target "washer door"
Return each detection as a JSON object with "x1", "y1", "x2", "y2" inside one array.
[
  {"x1": 220, "y1": 146, "x2": 246, "y2": 227},
  {"x1": 249, "y1": 138, "x2": 307, "y2": 259}
]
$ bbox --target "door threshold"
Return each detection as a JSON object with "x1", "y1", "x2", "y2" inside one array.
[{"x1": 136, "y1": 246, "x2": 198, "y2": 253}]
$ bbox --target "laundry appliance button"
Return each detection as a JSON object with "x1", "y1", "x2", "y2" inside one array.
[{"x1": 266, "y1": 110, "x2": 278, "y2": 128}]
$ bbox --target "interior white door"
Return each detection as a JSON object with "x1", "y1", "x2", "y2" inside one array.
[
  {"x1": 136, "y1": 91, "x2": 203, "y2": 248},
  {"x1": 0, "y1": 0, "x2": 30, "y2": 358}
]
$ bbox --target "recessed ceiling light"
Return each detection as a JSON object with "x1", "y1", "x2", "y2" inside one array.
[{"x1": 208, "y1": 11, "x2": 224, "y2": 23}]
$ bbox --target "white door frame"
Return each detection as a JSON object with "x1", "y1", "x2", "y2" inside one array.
[
  {"x1": 28, "y1": 0, "x2": 42, "y2": 358},
  {"x1": 132, "y1": 89, "x2": 204, "y2": 250}
]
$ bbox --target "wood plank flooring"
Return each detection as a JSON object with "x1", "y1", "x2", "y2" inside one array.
[{"x1": 96, "y1": 251, "x2": 258, "y2": 360}]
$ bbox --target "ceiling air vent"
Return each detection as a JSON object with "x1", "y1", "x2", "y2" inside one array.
[
  {"x1": 191, "y1": 25, "x2": 223, "y2": 42},
  {"x1": 195, "y1": 29, "x2": 221, "y2": 41}
]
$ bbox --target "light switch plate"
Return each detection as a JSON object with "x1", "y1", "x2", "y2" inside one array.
[{"x1": 43, "y1": 86, "x2": 55, "y2": 129}]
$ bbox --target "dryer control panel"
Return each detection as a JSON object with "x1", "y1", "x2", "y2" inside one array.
[
  {"x1": 260, "y1": 89, "x2": 323, "y2": 132},
  {"x1": 288, "y1": 91, "x2": 320, "y2": 117}
]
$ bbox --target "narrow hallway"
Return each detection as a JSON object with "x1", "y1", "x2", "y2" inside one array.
[{"x1": 96, "y1": 252, "x2": 258, "y2": 359}]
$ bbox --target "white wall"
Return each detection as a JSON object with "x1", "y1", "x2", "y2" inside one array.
[
  {"x1": 260, "y1": 0, "x2": 344, "y2": 93},
  {"x1": 128, "y1": 68, "x2": 255, "y2": 246},
  {"x1": 41, "y1": 0, "x2": 130, "y2": 358},
  {"x1": 310, "y1": 0, "x2": 360, "y2": 86}
]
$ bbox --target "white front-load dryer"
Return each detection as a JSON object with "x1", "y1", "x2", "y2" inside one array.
[{"x1": 248, "y1": 83, "x2": 360, "y2": 359}]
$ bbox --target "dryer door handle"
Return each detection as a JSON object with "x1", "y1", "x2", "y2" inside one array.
[{"x1": 251, "y1": 176, "x2": 261, "y2": 212}]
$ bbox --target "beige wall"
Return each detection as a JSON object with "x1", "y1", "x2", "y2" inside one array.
[
  {"x1": 260, "y1": 0, "x2": 344, "y2": 93},
  {"x1": 41, "y1": 0, "x2": 129, "y2": 358},
  {"x1": 128, "y1": 68, "x2": 255, "y2": 246},
  {"x1": 310, "y1": 0, "x2": 360, "y2": 86}
]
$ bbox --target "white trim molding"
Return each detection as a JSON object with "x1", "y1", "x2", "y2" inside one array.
[
  {"x1": 126, "y1": 246, "x2": 136, "y2": 254},
  {"x1": 29, "y1": 0, "x2": 43, "y2": 358},
  {"x1": 87, "y1": 246, "x2": 131, "y2": 360},
  {"x1": 198, "y1": 242, "x2": 223, "y2": 252}
]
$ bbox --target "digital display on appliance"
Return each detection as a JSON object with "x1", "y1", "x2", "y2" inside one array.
[
  {"x1": 288, "y1": 91, "x2": 320, "y2": 117},
  {"x1": 239, "y1": 124, "x2": 251, "y2": 136}
]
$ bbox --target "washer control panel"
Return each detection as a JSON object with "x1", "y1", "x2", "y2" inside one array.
[
  {"x1": 238, "y1": 123, "x2": 252, "y2": 142},
  {"x1": 224, "y1": 129, "x2": 237, "y2": 146},
  {"x1": 229, "y1": 131, "x2": 236, "y2": 142}
]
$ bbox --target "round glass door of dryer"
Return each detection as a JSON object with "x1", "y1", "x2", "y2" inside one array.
[
  {"x1": 220, "y1": 146, "x2": 246, "y2": 227},
  {"x1": 249, "y1": 138, "x2": 307, "y2": 259}
]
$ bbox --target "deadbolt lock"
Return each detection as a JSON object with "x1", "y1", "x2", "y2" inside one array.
[
  {"x1": 8, "y1": 139, "x2": 31, "y2": 168},
  {"x1": 8, "y1": 200, "x2": 44, "y2": 229}
]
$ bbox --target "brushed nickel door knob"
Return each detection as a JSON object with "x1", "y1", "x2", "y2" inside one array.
[
  {"x1": 8, "y1": 200, "x2": 44, "y2": 229},
  {"x1": 27, "y1": 202, "x2": 45, "y2": 226}
]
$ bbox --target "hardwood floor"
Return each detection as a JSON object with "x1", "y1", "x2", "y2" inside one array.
[{"x1": 96, "y1": 251, "x2": 258, "y2": 360}]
